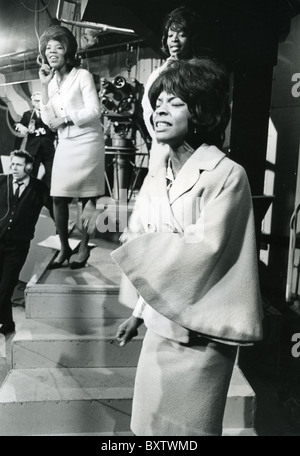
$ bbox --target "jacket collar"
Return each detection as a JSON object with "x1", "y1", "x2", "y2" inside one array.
[
  {"x1": 53, "y1": 67, "x2": 78, "y2": 94},
  {"x1": 190, "y1": 143, "x2": 226, "y2": 171},
  {"x1": 150, "y1": 144, "x2": 226, "y2": 205}
]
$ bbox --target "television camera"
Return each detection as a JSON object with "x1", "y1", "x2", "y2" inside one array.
[{"x1": 99, "y1": 75, "x2": 151, "y2": 199}]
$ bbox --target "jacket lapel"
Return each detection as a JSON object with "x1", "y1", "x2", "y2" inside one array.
[
  {"x1": 52, "y1": 68, "x2": 78, "y2": 95},
  {"x1": 8, "y1": 175, "x2": 15, "y2": 205},
  {"x1": 60, "y1": 68, "x2": 78, "y2": 93},
  {"x1": 148, "y1": 166, "x2": 181, "y2": 232},
  {"x1": 168, "y1": 144, "x2": 226, "y2": 204},
  {"x1": 146, "y1": 145, "x2": 226, "y2": 231}
]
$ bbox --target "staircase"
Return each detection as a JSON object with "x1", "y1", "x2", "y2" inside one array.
[{"x1": 0, "y1": 239, "x2": 257, "y2": 436}]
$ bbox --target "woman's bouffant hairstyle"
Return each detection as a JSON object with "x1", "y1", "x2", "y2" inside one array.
[
  {"x1": 161, "y1": 6, "x2": 203, "y2": 57},
  {"x1": 38, "y1": 25, "x2": 81, "y2": 71},
  {"x1": 148, "y1": 58, "x2": 231, "y2": 149}
]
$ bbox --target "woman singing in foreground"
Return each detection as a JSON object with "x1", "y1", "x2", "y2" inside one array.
[
  {"x1": 38, "y1": 25, "x2": 105, "y2": 269},
  {"x1": 111, "y1": 58, "x2": 263, "y2": 436}
]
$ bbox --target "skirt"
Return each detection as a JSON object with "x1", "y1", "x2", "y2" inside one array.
[
  {"x1": 131, "y1": 329, "x2": 237, "y2": 436},
  {"x1": 50, "y1": 131, "x2": 105, "y2": 198}
]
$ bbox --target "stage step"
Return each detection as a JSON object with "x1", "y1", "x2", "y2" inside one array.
[
  {"x1": 0, "y1": 365, "x2": 255, "y2": 436},
  {"x1": 25, "y1": 285, "x2": 130, "y2": 319},
  {"x1": 0, "y1": 235, "x2": 258, "y2": 436},
  {"x1": 0, "y1": 367, "x2": 134, "y2": 436},
  {"x1": 11, "y1": 318, "x2": 145, "y2": 369}
]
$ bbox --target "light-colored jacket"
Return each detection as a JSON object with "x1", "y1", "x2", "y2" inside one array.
[
  {"x1": 111, "y1": 144, "x2": 264, "y2": 344},
  {"x1": 41, "y1": 67, "x2": 101, "y2": 139}
]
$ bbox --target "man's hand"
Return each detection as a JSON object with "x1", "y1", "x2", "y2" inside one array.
[{"x1": 15, "y1": 123, "x2": 28, "y2": 136}]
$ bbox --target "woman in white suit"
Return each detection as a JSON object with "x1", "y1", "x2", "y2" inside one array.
[
  {"x1": 111, "y1": 58, "x2": 263, "y2": 436},
  {"x1": 38, "y1": 25, "x2": 105, "y2": 269}
]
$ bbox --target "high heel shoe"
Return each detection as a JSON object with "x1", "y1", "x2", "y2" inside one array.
[
  {"x1": 47, "y1": 249, "x2": 72, "y2": 270},
  {"x1": 70, "y1": 251, "x2": 90, "y2": 270}
]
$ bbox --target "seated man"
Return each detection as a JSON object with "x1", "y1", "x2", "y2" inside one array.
[{"x1": 0, "y1": 150, "x2": 52, "y2": 335}]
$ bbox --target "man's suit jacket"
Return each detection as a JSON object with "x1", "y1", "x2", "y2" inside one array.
[
  {"x1": 0, "y1": 174, "x2": 51, "y2": 242},
  {"x1": 111, "y1": 144, "x2": 264, "y2": 344},
  {"x1": 19, "y1": 110, "x2": 56, "y2": 156}
]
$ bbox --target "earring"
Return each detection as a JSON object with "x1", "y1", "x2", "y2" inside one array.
[{"x1": 194, "y1": 126, "x2": 197, "y2": 134}]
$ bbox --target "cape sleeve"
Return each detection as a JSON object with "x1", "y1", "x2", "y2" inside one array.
[{"x1": 111, "y1": 164, "x2": 263, "y2": 342}]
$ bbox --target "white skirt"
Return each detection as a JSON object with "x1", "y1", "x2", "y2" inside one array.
[
  {"x1": 51, "y1": 131, "x2": 105, "y2": 198},
  {"x1": 131, "y1": 329, "x2": 237, "y2": 436}
]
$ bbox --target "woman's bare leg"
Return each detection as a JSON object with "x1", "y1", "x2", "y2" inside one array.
[
  {"x1": 74, "y1": 197, "x2": 96, "y2": 262},
  {"x1": 53, "y1": 196, "x2": 72, "y2": 262}
]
